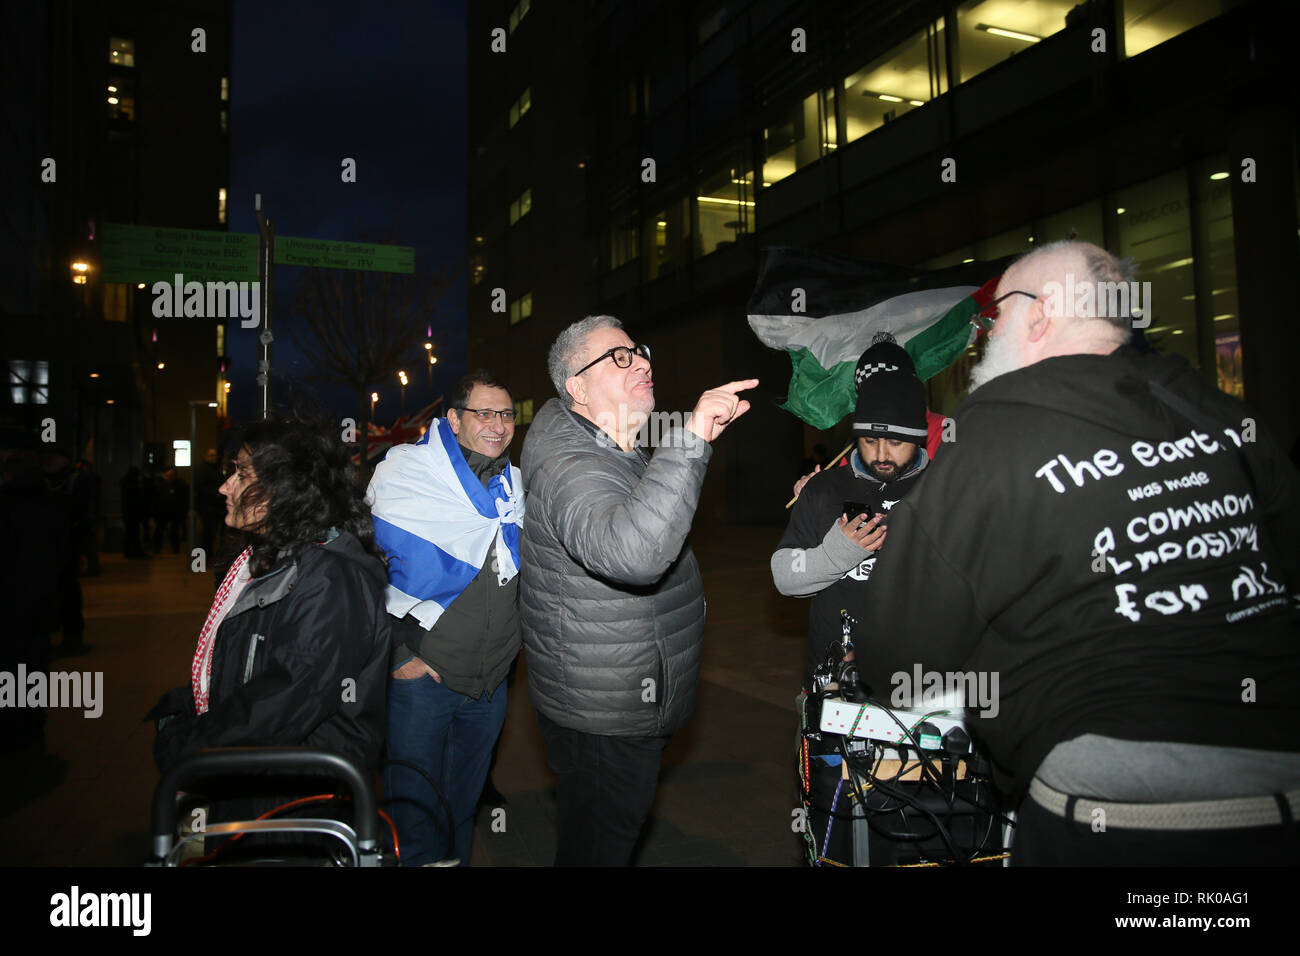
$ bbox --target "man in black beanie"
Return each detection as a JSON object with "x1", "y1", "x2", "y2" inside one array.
[{"x1": 771, "y1": 331, "x2": 931, "y2": 682}]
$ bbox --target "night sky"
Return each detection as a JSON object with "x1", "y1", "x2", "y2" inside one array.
[{"x1": 224, "y1": 0, "x2": 466, "y2": 426}]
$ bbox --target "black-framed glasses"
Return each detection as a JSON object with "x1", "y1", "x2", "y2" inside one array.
[
  {"x1": 973, "y1": 290, "x2": 1038, "y2": 332},
  {"x1": 572, "y1": 343, "x2": 651, "y2": 377},
  {"x1": 454, "y1": 407, "x2": 516, "y2": 424}
]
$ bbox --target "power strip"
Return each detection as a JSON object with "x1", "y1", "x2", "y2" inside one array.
[{"x1": 819, "y1": 698, "x2": 971, "y2": 751}]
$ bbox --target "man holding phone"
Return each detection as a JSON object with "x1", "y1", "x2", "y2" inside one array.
[{"x1": 770, "y1": 333, "x2": 932, "y2": 683}]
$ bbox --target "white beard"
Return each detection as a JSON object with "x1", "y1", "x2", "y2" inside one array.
[{"x1": 969, "y1": 330, "x2": 1024, "y2": 392}]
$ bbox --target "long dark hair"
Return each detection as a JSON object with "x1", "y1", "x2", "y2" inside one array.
[{"x1": 229, "y1": 418, "x2": 384, "y2": 576}]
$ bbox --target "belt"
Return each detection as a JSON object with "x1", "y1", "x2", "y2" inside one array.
[{"x1": 1028, "y1": 777, "x2": 1300, "y2": 831}]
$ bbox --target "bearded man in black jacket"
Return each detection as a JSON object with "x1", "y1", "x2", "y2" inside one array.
[
  {"x1": 771, "y1": 334, "x2": 933, "y2": 684},
  {"x1": 856, "y1": 240, "x2": 1300, "y2": 865}
]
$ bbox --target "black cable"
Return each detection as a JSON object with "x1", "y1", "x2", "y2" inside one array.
[
  {"x1": 379, "y1": 758, "x2": 458, "y2": 864},
  {"x1": 839, "y1": 736, "x2": 964, "y2": 861}
]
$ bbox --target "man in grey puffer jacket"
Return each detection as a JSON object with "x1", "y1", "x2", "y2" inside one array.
[{"x1": 521, "y1": 314, "x2": 756, "y2": 866}]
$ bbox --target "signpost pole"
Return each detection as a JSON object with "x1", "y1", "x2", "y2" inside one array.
[{"x1": 255, "y1": 193, "x2": 275, "y2": 419}]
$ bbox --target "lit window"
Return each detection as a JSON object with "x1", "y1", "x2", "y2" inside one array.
[
  {"x1": 109, "y1": 37, "x2": 135, "y2": 68},
  {"x1": 508, "y1": 87, "x2": 532, "y2": 128},
  {"x1": 470, "y1": 255, "x2": 487, "y2": 285},
  {"x1": 107, "y1": 75, "x2": 136, "y2": 121},
  {"x1": 218, "y1": 187, "x2": 228, "y2": 224},
  {"x1": 9, "y1": 360, "x2": 50, "y2": 405},
  {"x1": 697, "y1": 160, "x2": 754, "y2": 258},
  {"x1": 509, "y1": 188, "x2": 532, "y2": 224},
  {"x1": 103, "y1": 283, "x2": 129, "y2": 322},
  {"x1": 763, "y1": 88, "x2": 836, "y2": 184},
  {"x1": 1123, "y1": 0, "x2": 1227, "y2": 58},
  {"x1": 843, "y1": 21, "x2": 946, "y2": 143},
  {"x1": 642, "y1": 198, "x2": 689, "y2": 281},
  {"x1": 507, "y1": 0, "x2": 530, "y2": 34},
  {"x1": 512, "y1": 398, "x2": 535, "y2": 426},
  {"x1": 220, "y1": 109, "x2": 228, "y2": 133},
  {"x1": 221, "y1": 76, "x2": 229, "y2": 101},
  {"x1": 956, "y1": 1, "x2": 1074, "y2": 84},
  {"x1": 509, "y1": 292, "x2": 533, "y2": 325}
]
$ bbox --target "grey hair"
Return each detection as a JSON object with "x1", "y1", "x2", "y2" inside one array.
[{"x1": 547, "y1": 314, "x2": 623, "y2": 406}]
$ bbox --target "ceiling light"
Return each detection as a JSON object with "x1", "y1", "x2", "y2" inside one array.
[
  {"x1": 878, "y1": 93, "x2": 903, "y2": 103},
  {"x1": 1209, "y1": 172, "x2": 1229, "y2": 181},
  {"x1": 1116, "y1": 207, "x2": 1126, "y2": 215},
  {"x1": 976, "y1": 23, "x2": 1041, "y2": 43}
]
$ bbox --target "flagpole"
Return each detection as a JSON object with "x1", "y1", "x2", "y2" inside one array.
[{"x1": 785, "y1": 442, "x2": 853, "y2": 509}]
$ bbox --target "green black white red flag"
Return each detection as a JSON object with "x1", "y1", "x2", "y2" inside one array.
[{"x1": 746, "y1": 246, "x2": 1004, "y2": 429}]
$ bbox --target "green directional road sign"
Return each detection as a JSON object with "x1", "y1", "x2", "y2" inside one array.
[
  {"x1": 275, "y1": 236, "x2": 415, "y2": 273},
  {"x1": 99, "y1": 224, "x2": 415, "y2": 284},
  {"x1": 101, "y1": 224, "x2": 258, "y2": 284}
]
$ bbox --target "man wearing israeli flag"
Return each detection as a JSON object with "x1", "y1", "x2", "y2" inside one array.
[{"x1": 368, "y1": 370, "x2": 523, "y2": 866}]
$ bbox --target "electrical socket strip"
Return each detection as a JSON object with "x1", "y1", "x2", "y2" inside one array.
[{"x1": 819, "y1": 698, "x2": 971, "y2": 751}]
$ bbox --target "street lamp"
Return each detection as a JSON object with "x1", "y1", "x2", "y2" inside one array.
[
  {"x1": 370, "y1": 391, "x2": 379, "y2": 417},
  {"x1": 398, "y1": 370, "x2": 408, "y2": 417}
]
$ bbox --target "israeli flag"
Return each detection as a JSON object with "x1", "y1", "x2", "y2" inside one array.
[{"x1": 367, "y1": 418, "x2": 523, "y2": 629}]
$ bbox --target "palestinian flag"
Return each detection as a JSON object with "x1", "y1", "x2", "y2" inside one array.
[{"x1": 747, "y1": 246, "x2": 1006, "y2": 429}]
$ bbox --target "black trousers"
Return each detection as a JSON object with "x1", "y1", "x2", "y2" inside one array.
[{"x1": 536, "y1": 711, "x2": 670, "y2": 867}]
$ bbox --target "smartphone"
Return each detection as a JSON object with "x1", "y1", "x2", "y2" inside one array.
[{"x1": 842, "y1": 501, "x2": 874, "y2": 528}]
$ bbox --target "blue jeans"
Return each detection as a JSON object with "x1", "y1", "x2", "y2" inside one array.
[{"x1": 383, "y1": 675, "x2": 507, "y2": 866}]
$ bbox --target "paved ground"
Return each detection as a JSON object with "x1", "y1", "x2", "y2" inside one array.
[{"x1": 0, "y1": 525, "x2": 810, "y2": 867}]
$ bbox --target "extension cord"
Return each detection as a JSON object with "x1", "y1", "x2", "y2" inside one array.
[{"x1": 819, "y1": 698, "x2": 971, "y2": 751}]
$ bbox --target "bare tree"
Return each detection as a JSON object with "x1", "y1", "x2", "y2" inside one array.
[{"x1": 286, "y1": 257, "x2": 452, "y2": 471}]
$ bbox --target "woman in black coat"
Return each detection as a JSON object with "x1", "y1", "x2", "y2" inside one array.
[{"x1": 148, "y1": 419, "x2": 391, "y2": 850}]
